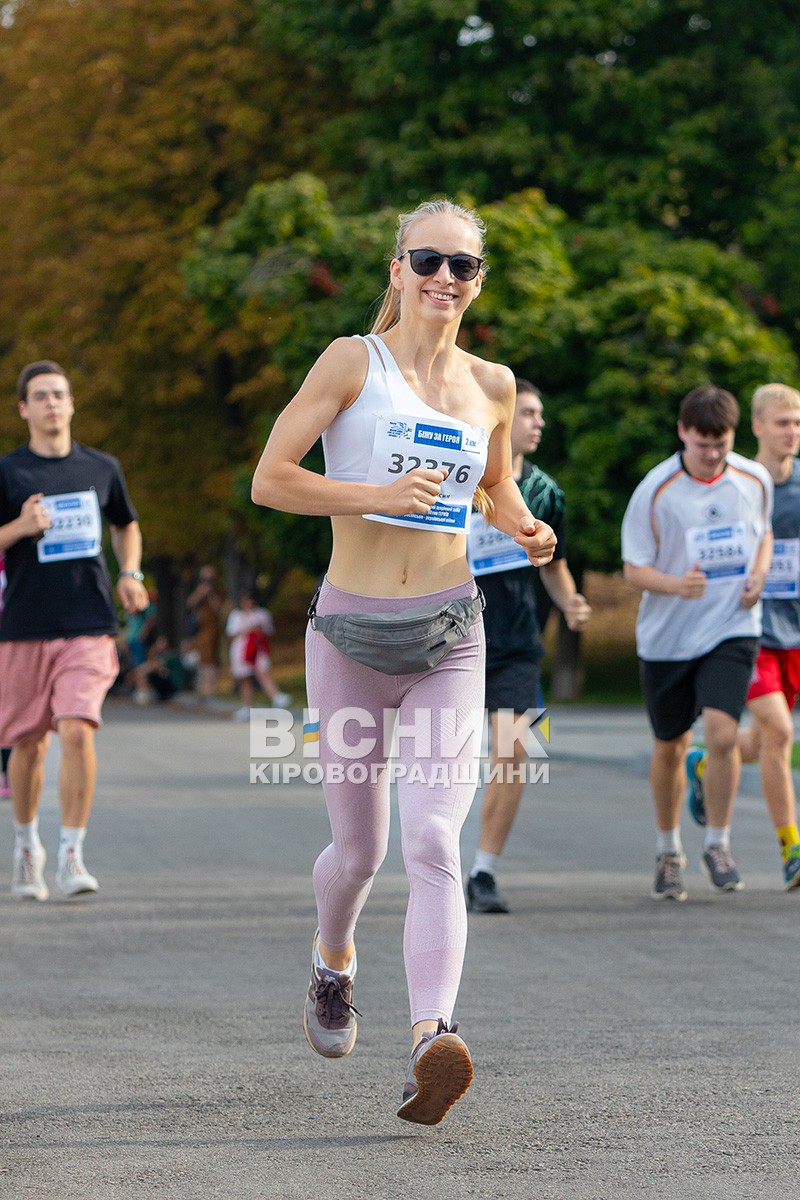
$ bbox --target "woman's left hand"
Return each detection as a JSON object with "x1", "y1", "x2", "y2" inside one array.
[{"x1": 514, "y1": 519, "x2": 557, "y2": 566}]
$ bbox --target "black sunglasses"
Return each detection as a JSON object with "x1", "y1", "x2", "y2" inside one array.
[{"x1": 399, "y1": 248, "x2": 484, "y2": 282}]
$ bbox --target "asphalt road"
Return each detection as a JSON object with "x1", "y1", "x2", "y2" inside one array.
[{"x1": 1, "y1": 700, "x2": 798, "y2": 1200}]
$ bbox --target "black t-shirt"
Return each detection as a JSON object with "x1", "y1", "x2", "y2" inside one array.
[
  {"x1": 0, "y1": 443, "x2": 138, "y2": 640},
  {"x1": 481, "y1": 461, "x2": 566, "y2": 669}
]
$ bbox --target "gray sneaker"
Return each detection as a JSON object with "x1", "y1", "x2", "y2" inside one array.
[
  {"x1": 652, "y1": 852, "x2": 687, "y2": 901},
  {"x1": 302, "y1": 930, "x2": 359, "y2": 1058},
  {"x1": 11, "y1": 843, "x2": 49, "y2": 901},
  {"x1": 396, "y1": 1019, "x2": 473, "y2": 1125},
  {"x1": 701, "y1": 845, "x2": 744, "y2": 892}
]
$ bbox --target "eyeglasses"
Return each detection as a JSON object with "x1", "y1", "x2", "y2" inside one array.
[{"x1": 399, "y1": 249, "x2": 484, "y2": 282}]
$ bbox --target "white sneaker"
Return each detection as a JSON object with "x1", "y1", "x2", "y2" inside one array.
[
  {"x1": 232, "y1": 706, "x2": 251, "y2": 722},
  {"x1": 12, "y1": 843, "x2": 49, "y2": 901},
  {"x1": 55, "y1": 846, "x2": 99, "y2": 896},
  {"x1": 273, "y1": 692, "x2": 292, "y2": 709}
]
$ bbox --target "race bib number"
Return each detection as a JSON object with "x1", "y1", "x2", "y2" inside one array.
[
  {"x1": 467, "y1": 511, "x2": 530, "y2": 576},
  {"x1": 36, "y1": 490, "x2": 102, "y2": 563},
  {"x1": 764, "y1": 538, "x2": 800, "y2": 599},
  {"x1": 685, "y1": 522, "x2": 749, "y2": 582},
  {"x1": 364, "y1": 412, "x2": 488, "y2": 533}
]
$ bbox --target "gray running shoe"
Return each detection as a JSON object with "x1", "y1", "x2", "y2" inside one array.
[
  {"x1": 302, "y1": 930, "x2": 359, "y2": 1058},
  {"x1": 12, "y1": 843, "x2": 49, "y2": 902},
  {"x1": 396, "y1": 1019, "x2": 473, "y2": 1125},
  {"x1": 651, "y1": 852, "x2": 687, "y2": 902},
  {"x1": 701, "y1": 845, "x2": 744, "y2": 892},
  {"x1": 466, "y1": 870, "x2": 510, "y2": 914}
]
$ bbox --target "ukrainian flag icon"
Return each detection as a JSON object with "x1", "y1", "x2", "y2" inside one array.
[{"x1": 303, "y1": 719, "x2": 320, "y2": 758}]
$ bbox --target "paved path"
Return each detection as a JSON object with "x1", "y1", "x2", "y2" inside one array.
[{"x1": 2, "y1": 700, "x2": 798, "y2": 1199}]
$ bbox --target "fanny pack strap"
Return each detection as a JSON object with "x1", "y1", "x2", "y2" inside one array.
[
  {"x1": 308, "y1": 586, "x2": 322, "y2": 627},
  {"x1": 307, "y1": 585, "x2": 484, "y2": 629}
]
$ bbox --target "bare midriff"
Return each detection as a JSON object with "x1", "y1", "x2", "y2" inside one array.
[{"x1": 326, "y1": 514, "x2": 472, "y2": 597}]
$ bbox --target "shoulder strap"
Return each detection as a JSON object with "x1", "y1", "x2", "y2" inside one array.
[{"x1": 363, "y1": 334, "x2": 388, "y2": 372}]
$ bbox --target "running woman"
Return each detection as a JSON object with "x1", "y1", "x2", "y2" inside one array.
[
  {"x1": 251, "y1": 200, "x2": 556, "y2": 1124},
  {"x1": 622, "y1": 386, "x2": 773, "y2": 901}
]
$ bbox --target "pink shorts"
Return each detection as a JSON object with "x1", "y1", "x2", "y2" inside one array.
[
  {"x1": 0, "y1": 636, "x2": 119, "y2": 745},
  {"x1": 747, "y1": 645, "x2": 800, "y2": 710}
]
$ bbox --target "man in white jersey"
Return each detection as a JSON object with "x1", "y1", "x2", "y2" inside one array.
[
  {"x1": 622, "y1": 385, "x2": 773, "y2": 900},
  {"x1": 686, "y1": 383, "x2": 800, "y2": 889}
]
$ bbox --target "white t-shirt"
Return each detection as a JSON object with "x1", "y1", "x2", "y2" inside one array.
[
  {"x1": 621, "y1": 451, "x2": 773, "y2": 661},
  {"x1": 226, "y1": 606, "x2": 275, "y2": 679}
]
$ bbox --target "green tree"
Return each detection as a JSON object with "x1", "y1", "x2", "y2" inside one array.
[
  {"x1": 254, "y1": 0, "x2": 800, "y2": 343},
  {"x1": 0, "y1": 0, "x2": 324, "y2": 563}
]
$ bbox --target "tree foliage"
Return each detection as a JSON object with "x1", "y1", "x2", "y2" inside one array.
[
  {"x1": 0, "y1": 0, "x2": 325, "y2": 557},
  {"x1": 255, "y1": 0, "x2": 800, "y2": 336}
]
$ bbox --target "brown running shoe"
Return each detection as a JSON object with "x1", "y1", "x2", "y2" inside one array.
[{"x1": 396, "y1": 1019, "x2": 473, "y2": 1125}]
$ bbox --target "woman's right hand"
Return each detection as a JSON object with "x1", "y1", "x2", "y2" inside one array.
[{"x1": 377, "y1": 469, "x2": 447, "y2": 516}]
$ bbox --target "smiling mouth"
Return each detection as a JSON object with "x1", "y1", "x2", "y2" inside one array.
[{"x1": 426, "y1": 291, "x2": 455, "y2": 301}]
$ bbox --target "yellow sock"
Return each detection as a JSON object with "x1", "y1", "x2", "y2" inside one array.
[{"x1": 776, "y1": 823, "x2": 800, "y2": 860}]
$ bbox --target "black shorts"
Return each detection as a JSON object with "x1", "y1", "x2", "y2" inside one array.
[
  {"x1": 640, "y1": 637, "x2": 759, "y2": 742},
  {"x1": 485, "y1": 658, "x2": 541, "y2": 714}
]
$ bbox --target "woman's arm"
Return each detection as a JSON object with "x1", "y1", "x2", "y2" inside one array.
[{"x1": 252, "y1": 339, "x2": 446, "y2": 518}]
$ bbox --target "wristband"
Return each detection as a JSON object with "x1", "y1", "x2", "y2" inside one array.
[{"x1": 119, "y1": 570, "x2": 145, "y2": 582}]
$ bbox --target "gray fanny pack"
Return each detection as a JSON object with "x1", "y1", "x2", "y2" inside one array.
[{"x1": 308, "y1": 587, "x2": 485, "y2": 675}]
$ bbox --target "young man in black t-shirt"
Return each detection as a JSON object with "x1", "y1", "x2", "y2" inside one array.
[
  {"x1": 465, "y1": 380, "x2": 591, "y2": 913},
  {"x1": 0, "y1": 360, "x2": 148, "y2": 900}
]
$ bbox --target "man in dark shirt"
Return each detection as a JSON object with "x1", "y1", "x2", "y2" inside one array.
[
  {"x1": 465, "y1": 379, "x2": 591, "y2": 913},
  {"x1": 0, "y1": 360, "x2": 148, "y2": 900}
]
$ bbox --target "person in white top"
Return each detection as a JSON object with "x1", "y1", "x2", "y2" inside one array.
[
  {"x1": 622, "y1": 385, "x2": 773, "y2": 901},
  {"x1": 252, "y1": 198, "x2": 556, "y2": 1125},
  {"x1": 686, "y1": 383, "x2": 800, "y2": 889},
  {"x1": 225, "y1": 590, "x2": 291, "y2": 719}
]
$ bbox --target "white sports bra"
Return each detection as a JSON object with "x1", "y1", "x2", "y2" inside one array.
[{"x1": 322, "y1": 334, "x2": 487, "y2": 490}]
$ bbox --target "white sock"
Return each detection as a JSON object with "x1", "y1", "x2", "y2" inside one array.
[
  {"x1": 656, "y1": 828, "x2": 683, "y2": 856},
  {"x1": 471, "y1": 850, "x2": 498, "y2": 878},
  {"x1": 14, "y1": 819, "x2": 42, "y2": 850},
  {"x1": 60, "y1": 826, "x2": 86, "y2": 854},
  {"x1": 704, "y1": 825, "x2": 730, "y2": 849},
  {"x1": 316, "y1": 944, "x2": 357, "y2": 978}
]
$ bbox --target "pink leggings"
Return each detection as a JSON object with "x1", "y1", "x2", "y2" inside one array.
[{"x1": 306, "y1": 577, "x2": 485, "y2": 1025}]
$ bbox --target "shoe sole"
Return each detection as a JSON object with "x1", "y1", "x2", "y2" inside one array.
[
  {"x1": 396, "y1": 1035, "x2": 473, "y2": 1125},
  {"x1": 785, "y1": 872, "x2": 800, "y2": 892},
  {"x1": 11, "y1": 886, "x2": 49, "y2": 901},
  {"x1": 651, "y1": 888, "x2": 687, "y2": 902},
  {"x1": 57, "y1": 883, "x2": 99, "y2": 896},
  {"x1": 302, "y1": 999, "x2": 357, "y2": 1058}
]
